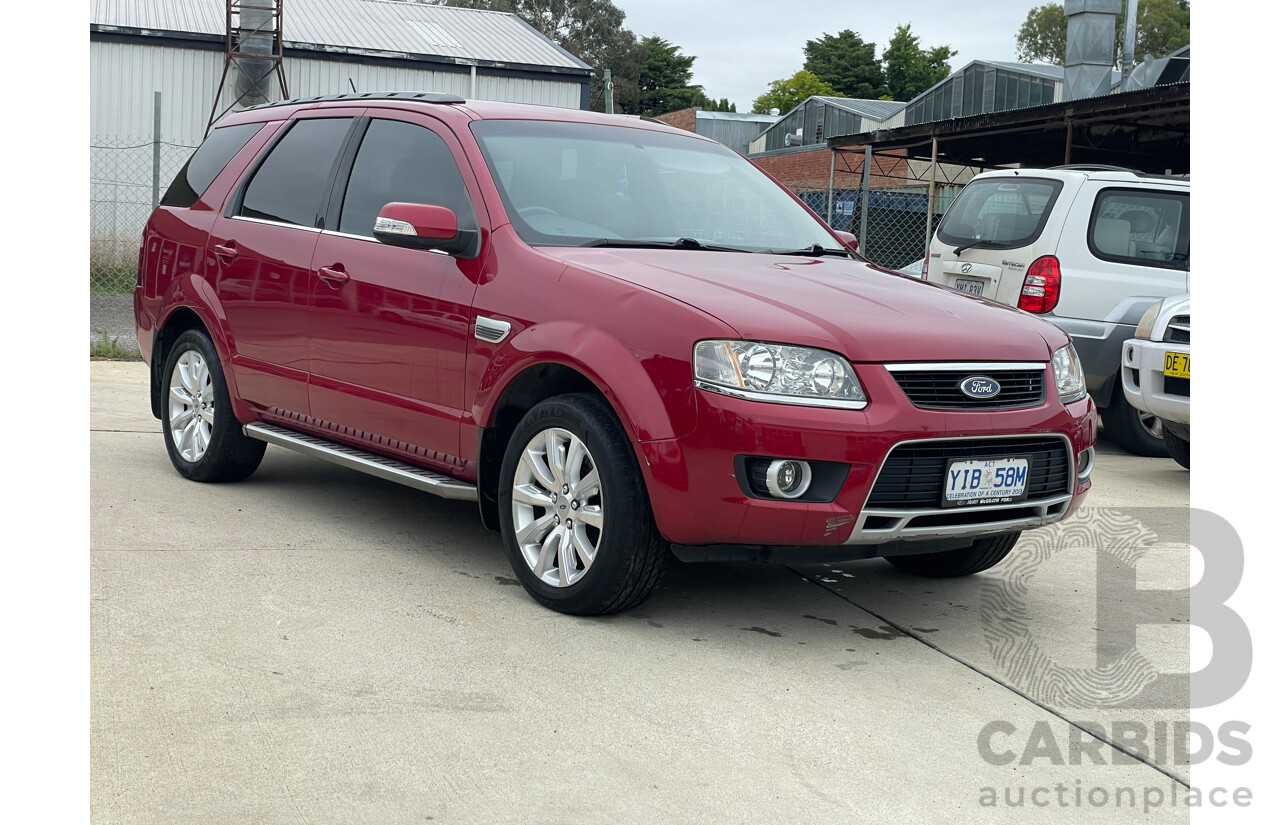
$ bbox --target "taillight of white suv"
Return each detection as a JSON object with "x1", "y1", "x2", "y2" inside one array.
[{"x1": 1017, "y1": 255, "x2": 1061, "y2": 313}]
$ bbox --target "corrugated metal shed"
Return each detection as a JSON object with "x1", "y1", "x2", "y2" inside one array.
[
  {"x1": 693, "y1": 110, "x2": 779, "y2": 156},
  {"x1": 90, "y1": 0, "x2": 592, "y2": 73},
  {"x1": 753, "y1": 96, "x2": 903, "y2": 154}
]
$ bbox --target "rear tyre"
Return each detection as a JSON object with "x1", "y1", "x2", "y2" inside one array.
[
  {"x1": 1162, "y1": 427, "x2": 1190, "y2": 470},
  {"x1": 161, "y1": 329, "x2": 265, "y2": 483},
  {"x1": 498, "y1": 394, "x2": 668, "y2": 615},
  {"x1": 885, "y1": 531, "x2": 1021, "y2": 578},
  {"x1": 1101, "y1": 390, "x2": 1168, "y2": 457}
]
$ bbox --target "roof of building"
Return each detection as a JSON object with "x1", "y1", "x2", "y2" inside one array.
[
  {"x1": 813, "y1": 97, "x2": 907, "y2": 122},
  {"x1": 695, "y1": 110, "x2": 780, "y2": 123},
  {"x1": 89, "y1": 0, "x2": 592, "y2": 74}
]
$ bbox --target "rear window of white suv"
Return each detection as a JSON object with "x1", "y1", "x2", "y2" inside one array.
[{"x1": 936, "y1": 177, "x2": 1063, "y2": 249}]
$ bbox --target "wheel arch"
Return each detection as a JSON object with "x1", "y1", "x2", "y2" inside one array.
[{"x1": 472, "y1": 323, "x2": 692, "y2": 532}]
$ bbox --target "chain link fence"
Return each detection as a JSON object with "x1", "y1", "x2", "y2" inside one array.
[
  {"x1": 90, "y1": 136, "x2": 195, "y2": 352},
  {"x1": 796, "y1": 184, "x2": 962, "y2": 273}
]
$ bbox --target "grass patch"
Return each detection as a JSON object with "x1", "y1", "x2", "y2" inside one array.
[
  {"x1": 91, "y1": 265, "x2": 138, "y2": 294},
  {"x1": 90, "y1": 331, "x2": 142, "y2": 361}
]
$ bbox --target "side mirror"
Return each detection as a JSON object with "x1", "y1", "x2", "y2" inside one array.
[
  {"x1": 832, "y1": 230, "x2": 859, "y2": 252},
  {"x1": 374, "y1": 202, "x2": 479, "y2": 258}
]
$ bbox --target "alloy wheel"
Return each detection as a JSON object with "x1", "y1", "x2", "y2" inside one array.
[{"x1": 511, "y1": 427, "x2": 604, "y2": 587}]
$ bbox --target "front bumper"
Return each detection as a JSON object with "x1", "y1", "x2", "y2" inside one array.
[
  {"x1": 1121, "y1": 337, "x2": 1190, "y2": 426},
  {"x1": 636, "y1": 363, "x2": 1096, "y2": 551}
]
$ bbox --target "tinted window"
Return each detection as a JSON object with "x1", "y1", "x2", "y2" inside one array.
[
  {"x1": 1089, "y1": 188, "x2": 1190, "y2": 270},
  {"x1": 936, "y1": 177, "x2": 1063, "y2": 249},
  {"x1": 338, "y1": 119, "x2": 477, "y2": 236},
  {"x1": 240, "y1": 118, "x2": 353, "y2": 227},
  {"x1": 161, "y1": 122, "x2": 264, "y2": 208}
]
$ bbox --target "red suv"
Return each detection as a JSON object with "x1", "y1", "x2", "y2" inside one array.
[{"x1": 136, "y1": 93, "x2": 1096, "y2": 615}]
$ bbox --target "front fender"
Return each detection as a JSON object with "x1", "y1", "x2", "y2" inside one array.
[{"x1": 473, "y1": 320, "x2": 697, "y2": 443}]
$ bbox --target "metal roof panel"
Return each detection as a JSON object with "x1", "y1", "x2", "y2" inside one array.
[{"x1": 90, "y1": 0, "x2": 592, "y2": 71}]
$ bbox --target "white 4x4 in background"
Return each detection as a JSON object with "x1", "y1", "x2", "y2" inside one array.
[{"x1": 926, "y1": 166, "x2": 1190, "y2": 457}]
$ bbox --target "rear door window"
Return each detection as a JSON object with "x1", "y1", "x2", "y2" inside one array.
[
  {"x1": 161, "y1": 122, "x2": 264, "y2": 208},
  {"x1": 336, "y1": 118, "x2": 477, "y2": 237},
  {"x1": 936, "y1": 177, "x2": 1063, "y2": 249},
  {"x1": 1088, "y1": 188, "x2": 1189, "y2": 270},
  {"x1": 238, "y1": 118, "x2": 354, "y2": 227}
]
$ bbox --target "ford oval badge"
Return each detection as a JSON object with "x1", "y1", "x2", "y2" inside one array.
[{"x1": 959, "y1": 376, "x2": 1001, "y2": 399}]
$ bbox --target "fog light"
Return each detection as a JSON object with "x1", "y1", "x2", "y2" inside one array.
[
  {"x1": 1077, "y1": 447, "x2": 1095, "y2": 483},
  {"x1": 766, "y1": 459, "x2": 812, "y2": 499}
]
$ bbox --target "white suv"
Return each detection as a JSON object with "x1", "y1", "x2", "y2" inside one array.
[
  {"x1": 926, "y1": 166, "x2": 1190, "y2": 456},
  {"x1": 1121, "y1": 294, "x2": 1190, "y2": 468}
]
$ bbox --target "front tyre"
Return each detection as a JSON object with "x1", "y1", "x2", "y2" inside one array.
[
  {"x1": 885, "y1": 531, "x2": 1021, "y2": 578},
  {"x1": 1101, "y1": 389, "x2": 1168, "y2": 457},
  {"x1": 161, "y1": 329, "x2": 265, "y2": 483},
  {"x1": 498, "y1": 394, "x2": 668, "y2": 615}
]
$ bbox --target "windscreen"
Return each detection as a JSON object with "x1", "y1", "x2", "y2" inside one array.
[{"x1": 470, "y1": 120, "x2": 838, "y2": 252}]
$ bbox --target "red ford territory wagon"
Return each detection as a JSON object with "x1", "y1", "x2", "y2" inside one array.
[{"x1": 135, "y1": 93, "x2": 1096, "y2": 614}]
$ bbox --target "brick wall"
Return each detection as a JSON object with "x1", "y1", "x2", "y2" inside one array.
[
  {"x1": 655, "y1": 108, "x2": 697, "y2": 133},
  {"x1": 750, "y1": 146, "x2": 910, "y2": 192}
]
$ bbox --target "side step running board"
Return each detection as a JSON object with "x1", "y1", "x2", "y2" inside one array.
[{"x1": 243, "y1": 422, "x2": 478, "y2": 502}]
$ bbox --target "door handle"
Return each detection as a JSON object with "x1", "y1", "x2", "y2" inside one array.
[
  {"x1": 317, "y1": 265, "x2": 350, "y2": 285},
  {"x1": 212, "y1": 243, "x2": 239, "y2": 262}
]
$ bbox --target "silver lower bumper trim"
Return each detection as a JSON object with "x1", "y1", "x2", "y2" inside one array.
[{"x1": 843, "y1": 493, "x2": 1073, "y2": 544}]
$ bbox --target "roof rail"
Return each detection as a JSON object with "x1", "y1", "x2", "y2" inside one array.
[
  {"x1": 1049, "y1": 164, "x2": 1138, "y2": 173},
  {"x1": 243, "y1": 91, "x2": 467, "y2": 111}
]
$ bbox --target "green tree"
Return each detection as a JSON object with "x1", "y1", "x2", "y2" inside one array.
[
  {"x1": 635, "y1": 36, "x2": 706, "y2": 116},
  {"x1": 1015, "y1": 1, "x2": 1190, "y2": 66},
  {"x1": 1135, "y1": 0, "x2": 1190, "y2": 59},
  {"x1": 802, "y1": 30, "x2": 885, "y2": 99},
  {"x1": 882, "y1": 24, "x2": 957, "y2": 101},
  {"x1": 440, "y1": 0, "x2": 646, "y2": 111},
  {"x1": 751, "y1": 70, "x2": 840, "y2": 115},
  {"x1": 1015, "y1": 3, "x2": 1067, "y2": 65}
]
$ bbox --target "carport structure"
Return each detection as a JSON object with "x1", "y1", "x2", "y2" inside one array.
[{"x1": 825, "y1": 82, "x2": 1190, "y2": 247}]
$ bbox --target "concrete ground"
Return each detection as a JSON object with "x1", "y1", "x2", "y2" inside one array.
[{"x1": 91, "y1": 362, "x2": 1193, "y2": 824}]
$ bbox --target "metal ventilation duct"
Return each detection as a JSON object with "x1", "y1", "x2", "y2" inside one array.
[
  {"x1": 1063, "y1": 0, "x2": 1120, "y2": 101},
  {"x1": 235, "y1": 2, "x2": 278, "y2": 108}
]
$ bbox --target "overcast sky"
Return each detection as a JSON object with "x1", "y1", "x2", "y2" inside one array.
[{"x1": 618, "y1": 0, "x2": 1041, "y2": 110}]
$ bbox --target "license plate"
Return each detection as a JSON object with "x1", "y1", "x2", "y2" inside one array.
[
  {"x1": 1164, "y1": 352, "x2": 1190, "y2": 379},
  {"x1": 943, "y1": 456, "x2": 1031, "y2": 508},
  {"x1": 954, "y1": 278, "x2": 984, "y2": 296}
]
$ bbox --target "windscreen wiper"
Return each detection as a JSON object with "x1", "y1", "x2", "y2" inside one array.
[
  {"x1": 953, "y1": 239, "x2": 1014, "y2": 255},
  {"x1": 580, "y1": 237, "x2": 755, "y2": 253},
  {"x1": 769, "y1": 244, "x2": 850, "y2": 258}
]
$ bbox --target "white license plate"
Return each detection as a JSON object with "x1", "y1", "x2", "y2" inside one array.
[
  {"x1": 943, "y1": 456, "x2": 1030, "y2": 507},
  {"x1": 954, "y1": 278, "x2": 984, "y2": 296}
]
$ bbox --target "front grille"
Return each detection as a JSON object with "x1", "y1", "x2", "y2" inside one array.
[
  {"x1": 1164, "y1": 376, "x2": 1190, "y2": 397},
  {"x1": 867, "y1": 437, "x2": 1072, "y2": 507},
  {"x1": 889, "y1": 367, "x2": 1046, "y2": 410},
  {"x1": 1166, "y1": 315, "x2": 1190, "y2": 344}
]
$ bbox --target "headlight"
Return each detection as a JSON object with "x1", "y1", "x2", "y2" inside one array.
[
  {"x1": 1135, "y1": 299, "x2": 1165, "y2": 340},
  {"x1": 693, "y1": 340, "x2": 867, "y2": 409},
  {"x1": 1052, "y1": 344, "x2": 1087, "y2": 404}
]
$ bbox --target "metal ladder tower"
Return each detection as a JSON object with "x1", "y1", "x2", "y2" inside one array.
[{"x1": 206, "y1": 1, "x2": 290, "y2": 136}]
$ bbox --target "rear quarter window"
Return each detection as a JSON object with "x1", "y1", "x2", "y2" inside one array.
[
  {"x1": 1087, "y1": 187, "x2": 1190, "y2": 270},
  {"x1": 936, "y1": 177, "x2": 1063, "y2": 249},
  {"x1": 161, "y1": 123, "x2": 264, "y2": 208}
]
